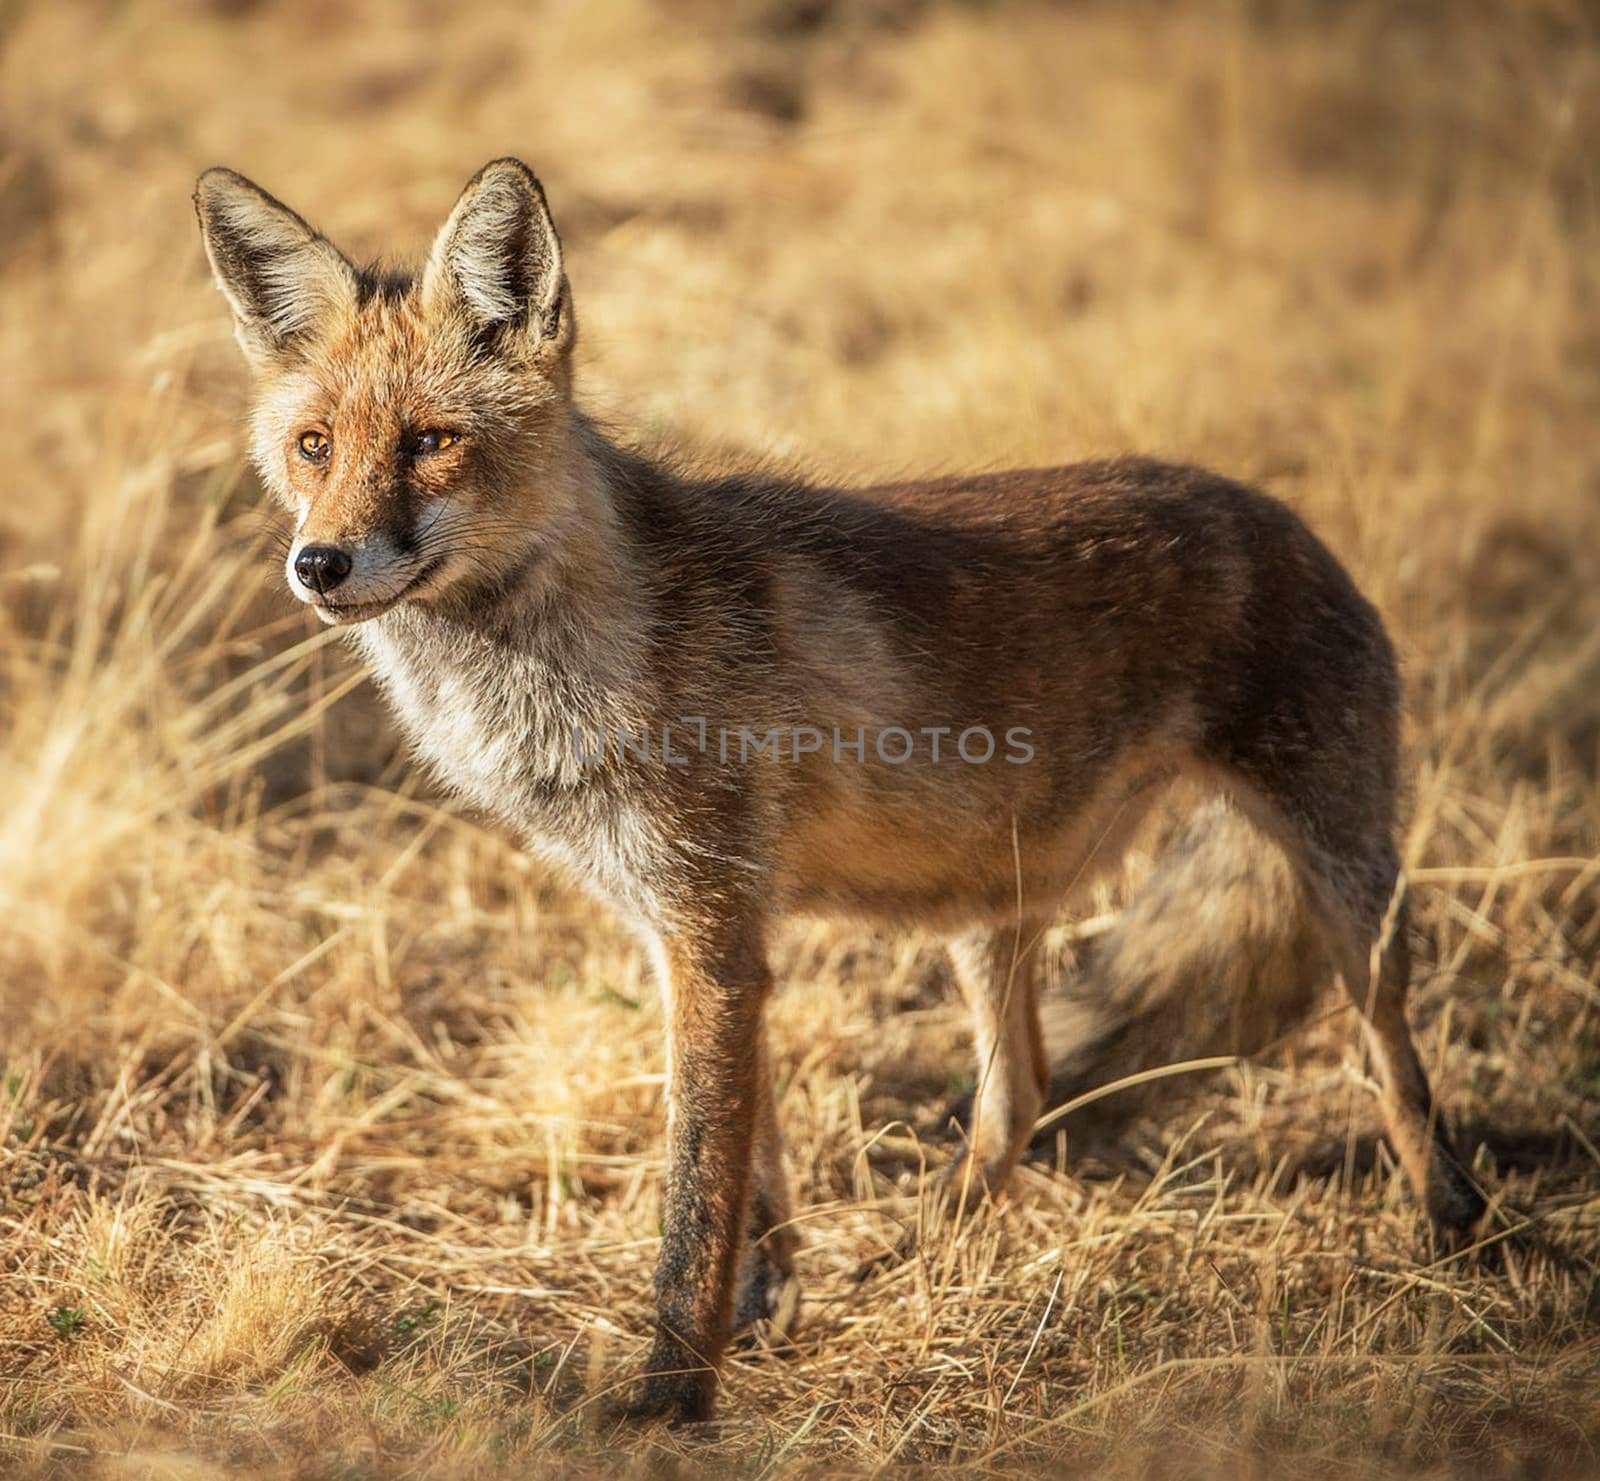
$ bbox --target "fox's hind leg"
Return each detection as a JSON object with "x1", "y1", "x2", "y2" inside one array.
[
  {"x1": 1199, "y1": 556, "x2": 1486, "y2": 1242},
  {"x1": 1224, "y1": 766, "x2": 1486, "y2": 1240},
  {"x1": 1318, "y1": 882, "x2": 1486, "y2": 1238},
  {"x1": 945, "y1": 919, "x2": 1050, "y2": 1205}
]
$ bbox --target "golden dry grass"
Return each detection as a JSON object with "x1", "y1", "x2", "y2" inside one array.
[{"x1": 3, "y1": 1, "x2": 1600, "y2": 1475}]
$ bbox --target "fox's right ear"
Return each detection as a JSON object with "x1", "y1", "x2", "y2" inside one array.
[{"x1": 194, "y1": 168, "x2": 358, "y2": 368}]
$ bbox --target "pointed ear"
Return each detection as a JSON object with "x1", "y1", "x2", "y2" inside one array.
[
  {"x1": 194, "y1": 167, "x2": 358, "y2": 367},
  {"x1": 422, "y1": 158, "x2": 571, "y2": 356}
]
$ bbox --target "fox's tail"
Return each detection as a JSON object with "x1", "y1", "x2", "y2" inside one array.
[{"x1": 1032, "y1": 796, "x2": 1330, "y2": 1150}]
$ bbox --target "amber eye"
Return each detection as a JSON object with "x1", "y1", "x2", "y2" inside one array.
[
  {"x1": 413, "y1": 429, "x2": 457, "y2": 456},
  {"x1": 297, "y1": 430, "x2": 330, "y2": 463}
]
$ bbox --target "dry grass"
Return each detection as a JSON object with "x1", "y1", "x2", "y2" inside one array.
[{"x1": 3, "y1": 0, "x2": 1600, "y2": 1475}]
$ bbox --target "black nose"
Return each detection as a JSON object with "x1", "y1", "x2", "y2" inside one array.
[{"x1": 294, "y1": 543, "x2": 353, "y2": 595}]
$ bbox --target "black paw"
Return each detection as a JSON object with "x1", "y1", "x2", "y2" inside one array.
[
  {"x1": 616, "y1": 1368, "x2": 714, "y2": 1428},
  {"x1": 731, "y1": 1253, "x2": 802, "y2": 1352},
  {"x1": 1428, "y1": 1156, "x2": 1490, "y2": 1253}
]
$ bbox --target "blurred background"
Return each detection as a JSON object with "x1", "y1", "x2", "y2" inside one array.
[{"x1": 1, "y1": 1, "x2": 1598, "y2": 1474}]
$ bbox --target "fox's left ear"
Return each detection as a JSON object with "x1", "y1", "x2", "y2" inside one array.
[
  {"x1": 194, "y1": 168, "x2": 358, "y2": 368},
  {"x1": 422, "y1": 158, "x2": 573, "y2": 360}
]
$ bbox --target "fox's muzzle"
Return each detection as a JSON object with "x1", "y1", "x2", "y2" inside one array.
[{"x1": 284, "y1": 524, "x2": 435, "y2": 620}]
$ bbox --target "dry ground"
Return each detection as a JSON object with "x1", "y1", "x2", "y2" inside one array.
[{"x1": 3, "y1": 1, "x2": 1600, "y2": 1475}]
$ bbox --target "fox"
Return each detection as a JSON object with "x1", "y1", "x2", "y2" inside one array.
[{"x1": 195, "y1": 157, "x2": 1485, "y2": 1424}]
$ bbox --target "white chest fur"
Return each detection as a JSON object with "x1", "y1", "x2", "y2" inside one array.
[{"x1": 351, "y1": 612, "x2": 668, "y2": 921}]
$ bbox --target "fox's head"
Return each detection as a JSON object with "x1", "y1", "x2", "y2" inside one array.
[{"x1": 195, "y1": 159, "x2": 577, "y2": 623}]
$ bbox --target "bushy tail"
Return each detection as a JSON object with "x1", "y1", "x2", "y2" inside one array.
[{"x1": 1033, "y1": 796, "x2": 1329, "y2": 1150}]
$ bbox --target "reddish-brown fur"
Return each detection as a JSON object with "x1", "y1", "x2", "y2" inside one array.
[{"x1": 196, "y1": 158, "x2": 1485, "y2": 1425}]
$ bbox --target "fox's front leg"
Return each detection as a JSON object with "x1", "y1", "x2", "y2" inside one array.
[
  {"x1": 627, "y1": 922, "x2": 771, "y2": 1425},
  {"x1": 732, "y1": 1034, "x2": 800, "y2": 1342}
]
